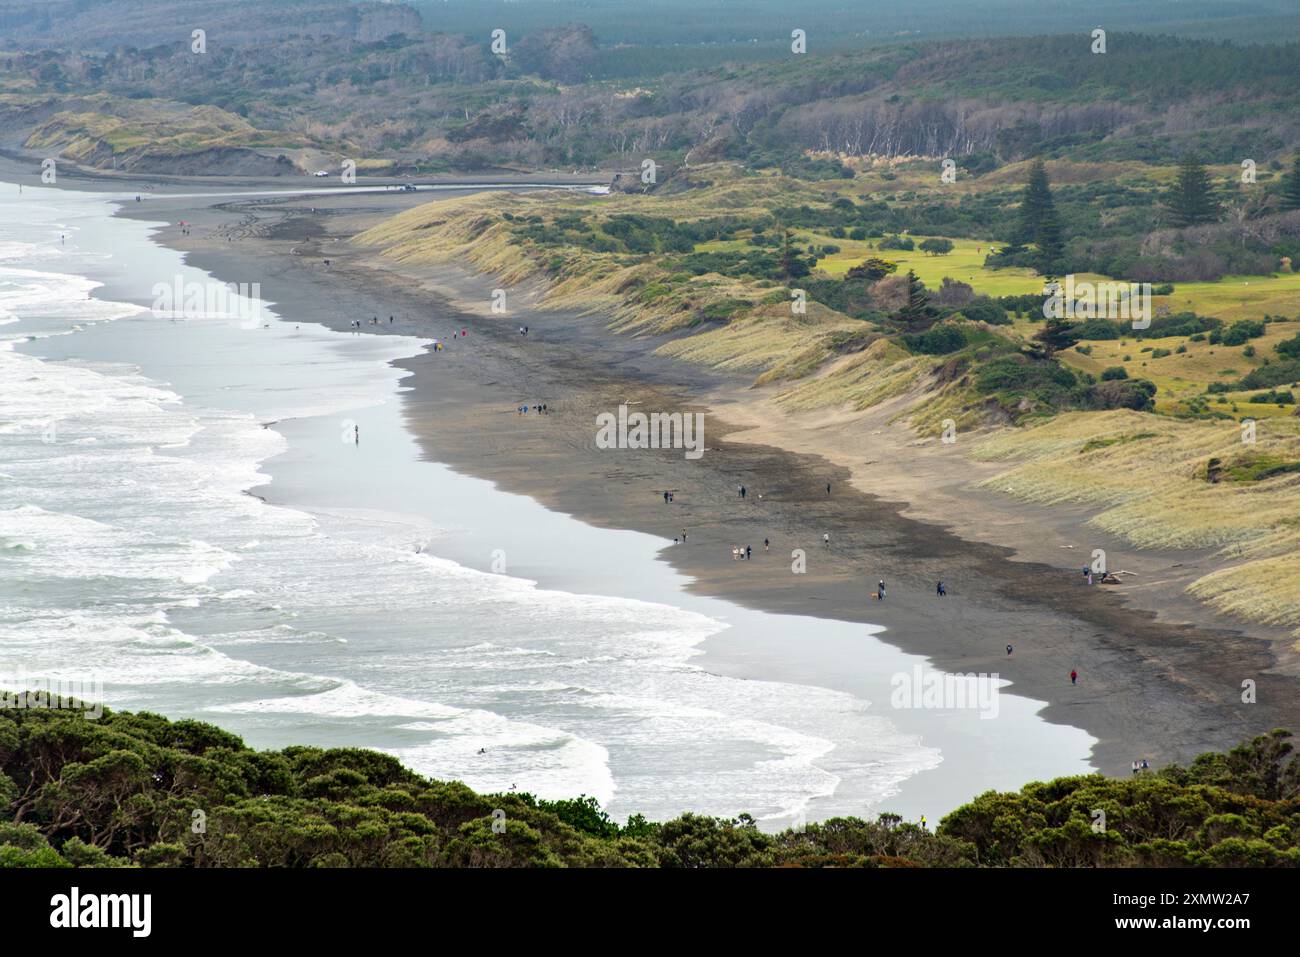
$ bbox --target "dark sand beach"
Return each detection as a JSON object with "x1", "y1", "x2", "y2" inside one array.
[{"x1": 19, "y1": 153, "x2": 1290, "y2": 781}]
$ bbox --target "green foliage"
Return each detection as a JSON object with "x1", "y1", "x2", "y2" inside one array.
[
  {"x1": 879, "y1": 234, "x2": 915, "y2": 251},
  {"x1": 1274, "y1": 332, "x2": 1300, "y2": 359},
  {"x1": 918, "y1": 237, "x2": 954, "y2": 255},
  {"x1": 904, "y1": 324, "x2": 968, "y2": 355},
  {"x1": 1284, "y1": 155, "x2": 1300, "y2": 212},
  {"x1": 1221, "y1": 319, "x2": 1266, "y2": 346},
  {"x1": 894, "y1": 270, "x2": 936, "y2": 329},
  {"x1": 1164, "y1": 155, "x2": 1220, "y2": 227},
  {"x1": 846, "y1": 257, "x2": 898, "y2": 281},
  {"x1": 1014, "y1": 159, "x2": 1065, "y2": 274},
  {"x1": 1236, "y1": 358, "x2": 1300, "y2": 389},
  {"x1": 3, "y1": 702, "x2": 1299, "y2": 868},
  {"x1": 958, "y1": 298, "x2": 1010, "y2": 325}
]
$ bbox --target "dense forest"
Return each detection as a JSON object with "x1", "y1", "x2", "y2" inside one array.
[
  {"x1": 5, "y1": 1, "x2": 1300, "y2": 173},
  {"x1": 1, "y1": 696, "x2": 1298, "y2": 867}
]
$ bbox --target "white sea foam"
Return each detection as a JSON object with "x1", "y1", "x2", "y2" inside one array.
[{"x1": 0, "y1": 185, "x2": 966, "y2": 826}]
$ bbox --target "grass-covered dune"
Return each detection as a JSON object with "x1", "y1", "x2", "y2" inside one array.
[
  {"x1": 2, "y1": 697, "x2": 1299, "y2": 868},
  {"x1": 358, "y1": 162, "x2": 1300, "y2": 642},
  {"x1": 18, "y1": 94, "x2": 305, "y2": 175}
]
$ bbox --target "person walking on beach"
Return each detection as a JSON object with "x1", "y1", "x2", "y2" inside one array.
[
  {"x1": 732, "y1": 546, "x2": 739, "y2": 561},
  {"x1": 740, "y1": 485, "x2": 747, "y2": 499},
  {"x1": 826, "y1": 483, "x2": 831, "y2": 495},
  {"x1": 936, "y1": 581, "x2": 946, "y2": 596},
  {"x1": 1132, "y1": 760, "x2": 1139, "y2": 775},
  {"x1": 1141, "y1": 758, "x2": 1149, "y2": 771},
  {"x1": 1070, "y1": 669, "x2": 1078, "y2": 685},
  {"x1": 764, "y1": 538, "x2": 769, "y2": 552},
  {"x1": 682, "y1": 529, "x2": 687, "y2": 543},
  {"x1": 823, "y1": 533, "x2": 830, "y2": 548},
  {"x1": 878, "y1": 580, "x2": 886, "y2": 600},
  {"x1": 746, "y1": 545, "x2": 752, "y2": 560},
  {"x1": 354, "y1": 424, "x2": 359, "y2": 444},
  {"x1": 1006, "y1": 644, "x2": 1013, "y2": 656}
]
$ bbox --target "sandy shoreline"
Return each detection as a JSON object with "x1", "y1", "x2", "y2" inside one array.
[{"x1": 55, "y1": 166, "x2": 1299, "y2": 782}]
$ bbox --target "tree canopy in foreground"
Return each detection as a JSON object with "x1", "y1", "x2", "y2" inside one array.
[{"x1": 1, "y1": 696, "x2": 1297, "y2": 867}]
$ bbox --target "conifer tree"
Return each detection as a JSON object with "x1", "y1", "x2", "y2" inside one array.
[
  {"x1": 1015, "y1": 159, "x2": 1065, "y2": 274},
  {"x1": 895, "y1": 270, "x2": 934, "y2": 328},
  {"x1": 1164, "y1": 155, "x2": 1219, "y2": 227},
  {"x1": 1282, "y1": 154, "x2": 1300, "y2": 212}
]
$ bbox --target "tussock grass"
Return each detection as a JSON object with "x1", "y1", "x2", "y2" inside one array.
[{"x1": 975, "y1": 411, "x2": 1300, "y2": 636}]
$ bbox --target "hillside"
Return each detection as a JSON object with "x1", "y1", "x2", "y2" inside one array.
[{"x1": 6, "y1": 12, "x2": 1300, "y2": 176}]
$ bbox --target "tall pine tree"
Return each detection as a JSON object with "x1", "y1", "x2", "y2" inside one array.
[
  {"x1": 1015, "y1": 159, "x2": 1065, "y2": 275},
  {"x1": 1164, "y1": 155, "x2": 1219, "y2": 227},
  {"x1": 1034, "y1": 316, "x2": 1078, "y2": 359},
  {"x1": 1283, "y1": 154, "x2": 1300, "y2": 212},
  {"x1": 895, "y1": 270, "x2": 935, "y2": 329}
]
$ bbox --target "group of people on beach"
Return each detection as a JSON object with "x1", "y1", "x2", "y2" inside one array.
[
  {"x1": 517, "y1": 404, "x2": 548, "y2": 414},
  {"x1": 1131, "y1": 758, "x2": 1151, "y2": 774},
  {"x1": 349, "y1": 316, "x2": 394, "y2": 332},
  {"x1": 432, "y1": 328, "x2": 469, "y2": 352}
]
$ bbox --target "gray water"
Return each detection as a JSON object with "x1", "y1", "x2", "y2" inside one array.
[{"x1": 0, "y1": 182, "x2": 1094, "y2": 828}]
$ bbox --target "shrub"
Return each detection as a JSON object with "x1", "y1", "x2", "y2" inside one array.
[
  {"x1": 879, "y1": 234, "x2": 915, "y2": 251},
  {"x1": 1100, "y1": 366, "x2": 1128, "y2": 380},
  {"x1": 903, "y1": 324, "x2": 967, "y2": 355},
  {"x1": 1089, "y1": 378, "x2": 1157, "y2": 411},
  {"x1": 960, "y1": 298, "x2": 1010, "y2": 325},
  {"x1": 1222, "y1": 320, "x2": 1266, "y2": 346},
  {"x1": 1275, "y1": 333, "x2": 1300, "y2": 359},
  {"x1": 918, "y1": 237, "x2": 954, "y2": 255}
]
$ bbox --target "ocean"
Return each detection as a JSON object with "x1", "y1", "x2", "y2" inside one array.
[{"x1": 0, "y1": 181, "x2": 1094, "y2": 828}]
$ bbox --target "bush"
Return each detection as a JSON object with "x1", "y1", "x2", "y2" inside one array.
[
  {"x1": 1100, "y1": 366, "x2": 1129, "y2": 380},
  {"x1": 1275, "y1": 333, "x2": 1300, "y2": 359},
  {"x1": 1222, "y1": 320, "x2": 1266, "y2": 346},
  {"x1": 879, "y1": 234, "x2": 915, "y2": 251},
  {"x1": 960, "y1": 298, "x2": 1010, "y2": 325},
  {"x1": 903, "y1": 324, "x2": 967, "y2": 355},
  {"x1": 1237, "y1": 358, "x2": 1300, "y2": 389},
  {"x1": 1089, "y1": 378, "x2": 1157, "y2": 411},
  {"x1": 1071, "y1": 319, "x2": 1123, "y2": 340},
  {"x1": 918, "y1": 238, "x2": 954, "y2": 255}
]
